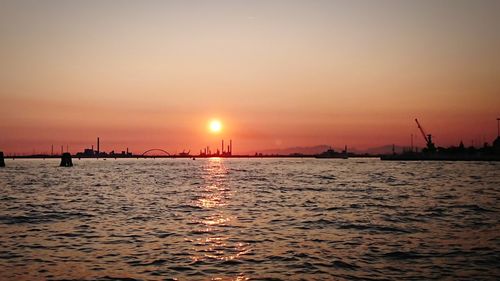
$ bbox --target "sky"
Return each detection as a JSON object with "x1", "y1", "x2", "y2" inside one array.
[{"x1": 1, "y1": 0, "x2": 499, "y2": 155}]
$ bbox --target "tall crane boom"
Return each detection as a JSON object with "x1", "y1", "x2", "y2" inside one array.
[
  {"x1": 415, "y1": 118, "x2": 436, "y2": 153},
  {"x1": 415, "y1": 118, "x2": 429, "y2": 143}
]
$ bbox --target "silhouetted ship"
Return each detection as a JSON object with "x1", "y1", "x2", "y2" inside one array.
[
  {"x1": 381, "y1": 118, "x2": 500, "y2": 161},
  {"x1": 315, "y1": 146, "x2": 348, "y2": 159}
]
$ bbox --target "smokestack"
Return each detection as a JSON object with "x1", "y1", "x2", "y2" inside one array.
[
  {"x1": 97, "y1": 137, "x2": 100, "y2": 156},
  {"x1": 230, "y1": 139, "x2": 232, "y2": 155},
  {"x1": 222, "y1": 140, "x2": 224, "y2": 154}
]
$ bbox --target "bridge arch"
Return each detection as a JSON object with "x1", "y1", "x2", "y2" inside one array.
[{"x1": 141, "y1": 149, "x2": 171, "y2": 156}]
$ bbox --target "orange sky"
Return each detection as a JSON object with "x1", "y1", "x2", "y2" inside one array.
[{"x1": 1, "y1": 0, "x2": 499, "y2": 155}]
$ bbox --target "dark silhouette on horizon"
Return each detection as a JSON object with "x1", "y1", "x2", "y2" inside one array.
[
  {"x1": 382, "y1": 118, "x2": 500, "y2": 161},
  {"x1": 0, "y1": 151, "x2": 5, "y2": 167},
  {"x1": 415, "y1": 118, "x2": 436, "y2": 153},
  {"x1": 314, "y1": 145, "x2": 349, "y2": 159},
  {"x1": 60, "y1": 153, "x2": 73, "y2": 167},
  {"x1": 2, "y1": 119, "x2": 500, "y2": 161}
]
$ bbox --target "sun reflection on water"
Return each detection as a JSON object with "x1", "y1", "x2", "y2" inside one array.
[
  {"x1": 190, "y1": 158, "x2": 251, "y2": 264},
  {"x1": 199, "y1": 214, "x2": 232, "y2": 226},
  {"x1": 197, "y1": 185, "x2": 228, "y2": 208}
]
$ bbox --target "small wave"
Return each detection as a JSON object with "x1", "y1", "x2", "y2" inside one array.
[
  {"x1": 451, "y1": 204, "x2": 494, "y2": 212},
  {"x1": 267, "y1": 255, "x2": 300, "y2": 262},
  {"x1": 128, "y1": 215, "x2": 155, "y2": 221},
  {"x1": 177, "y1": 204, "x2": 203, "y2": 210},
  {"x1": 332, "y1": 260, "x2": 359, "y2": 270},
  {"x1": 383, "y1": 251, "x2": 426, "y2": 259},
  {"x1": 220, "y1": 259, "x2": 243, "y2": 265},
  {"x1": 53, "y1": 232, "x2": 81, "y2": 238},
  {"x1": 338, "y1": 223, "x2": 412, "y2": 234},
  {"x1": 129, "y1": 259, "x2": 168, "y2": 267},
  {"x1": 326, "y1": 206, "x2": 347, "y2": 211},
  {"x1": 155, "y1": 232, "x2": 174, "y2": 238},
  {"x1": 96, "y1": 276, "x2": 141, "y2": 281},
  {"x1": 169, "y1": 265, "x2": 195, "y2": 272},
  {"x1": 318, "y1": 175, "x2": 336, "y2": 180},
  {"x1": 0, "y1": 211, "x2": 94, "y2": 225},
  {"x1": 365, "y1": 203, "x2": 397, "y2": 210},
  {"x1": 0, "y1": 253, "x2": 23, "y2": 259},
  {"x1": 231, "y1": 168, "x2": 248, "y2": 172},
  {"x1": 302, "y1": 218, "x2": 335, "y2": 226}
]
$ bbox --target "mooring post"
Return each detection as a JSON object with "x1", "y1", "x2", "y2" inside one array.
[
  {"x1": 60, "y1": 152, "x2": 73, "y2": 167},
  {"x1": 0, "y1": 151, "x2": 5, "y2": 167}
]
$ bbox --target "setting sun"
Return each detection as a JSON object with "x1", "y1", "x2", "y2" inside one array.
[{"x1": 209, "y1": 119, "x2": 222, "y2": 133}]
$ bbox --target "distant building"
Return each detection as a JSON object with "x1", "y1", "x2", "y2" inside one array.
[
  {"x1": 199, "y1": 139, "x2": 233, "y2": 157},
  {"x1": 494, "y1": 137, "x2": 500, "y2": 154},
  {"x1": 109, "y1": 150, "x2": 132, "y2": 156},
  {"x1": 76, "y1": 148, "x2": 96, "y2": 157}
]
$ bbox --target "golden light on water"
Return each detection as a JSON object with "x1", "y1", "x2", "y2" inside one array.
[{"x1": 190, "y1": 158, "x2": 251, "y2": 267}]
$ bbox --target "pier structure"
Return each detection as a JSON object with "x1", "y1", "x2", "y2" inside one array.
[
  {"x1": 60, "y1": 153, "x2": 73, "y2": 167},
  {"x1": 0, "y1": 151, "x2": 5, "y2": 167}
]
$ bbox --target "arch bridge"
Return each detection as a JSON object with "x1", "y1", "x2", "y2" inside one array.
[{"x1": 141, "y1": 149, "x2": 171, "y2": 156}]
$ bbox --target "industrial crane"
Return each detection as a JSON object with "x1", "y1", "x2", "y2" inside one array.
[{"x1": 415, "y1": 118, "x2": 436, "y2": 153}]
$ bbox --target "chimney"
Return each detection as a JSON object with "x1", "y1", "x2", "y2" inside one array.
[{"x1": 97, "y1": 137, "x2": 100, "y2": 155}]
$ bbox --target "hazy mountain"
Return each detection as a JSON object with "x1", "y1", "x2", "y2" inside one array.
[
  {"x1": 254, "y1": 144, "x2": 411, "y2": 156},
  {"x1": 353, "y1": 145, "x2": 407, "y2": 155},
  {"x1": 256, "y1": 145, "x2": 332, "y2": 155}
]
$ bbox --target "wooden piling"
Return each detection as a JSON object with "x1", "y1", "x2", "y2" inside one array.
[
  {"x1": 60, "y1": 152, "x2": 73, "y2": 167},
  {"x1": 0, "y1": 151, "x2": 5, "y2": 167}
]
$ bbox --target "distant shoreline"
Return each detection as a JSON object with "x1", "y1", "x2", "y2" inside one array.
[
  {"x1": 4, "y1": 155, "x2": 500, "y2": 161},
  {"x1": 5, "y1": 154, "x2": 379, "y2": 159}
]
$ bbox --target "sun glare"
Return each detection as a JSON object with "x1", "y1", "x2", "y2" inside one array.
[{"x1": 209, "y1": 119, "x2": 222, "y2": 133}]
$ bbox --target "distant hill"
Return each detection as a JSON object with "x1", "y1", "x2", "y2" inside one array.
[
  {"x1": 256, "y1": 145, "x2": 332, "y2": 155},
  {"x1": 353, "y1": 145, "x2": 407, "y2": 155},
  {"x1": 254, "y1": 144, "x2": 412, "y2": 156}
]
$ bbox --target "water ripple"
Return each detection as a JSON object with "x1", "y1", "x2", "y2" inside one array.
[{"x1": 0, "y1": 158, "x2": 499, "y2": 280}]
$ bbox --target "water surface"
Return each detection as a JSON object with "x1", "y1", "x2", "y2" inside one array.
[{"x1": 0, "y1": 158, "x2": 499, "y2": 280}]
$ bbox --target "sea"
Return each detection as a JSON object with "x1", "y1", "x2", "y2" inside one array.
[{"x1": 0, "y1": 158, "x2": 499, "y2": 281}]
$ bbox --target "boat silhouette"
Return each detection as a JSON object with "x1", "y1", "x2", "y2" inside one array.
[{"x1": 315, "y1": 146, "x2": 348, "y2": 159}]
